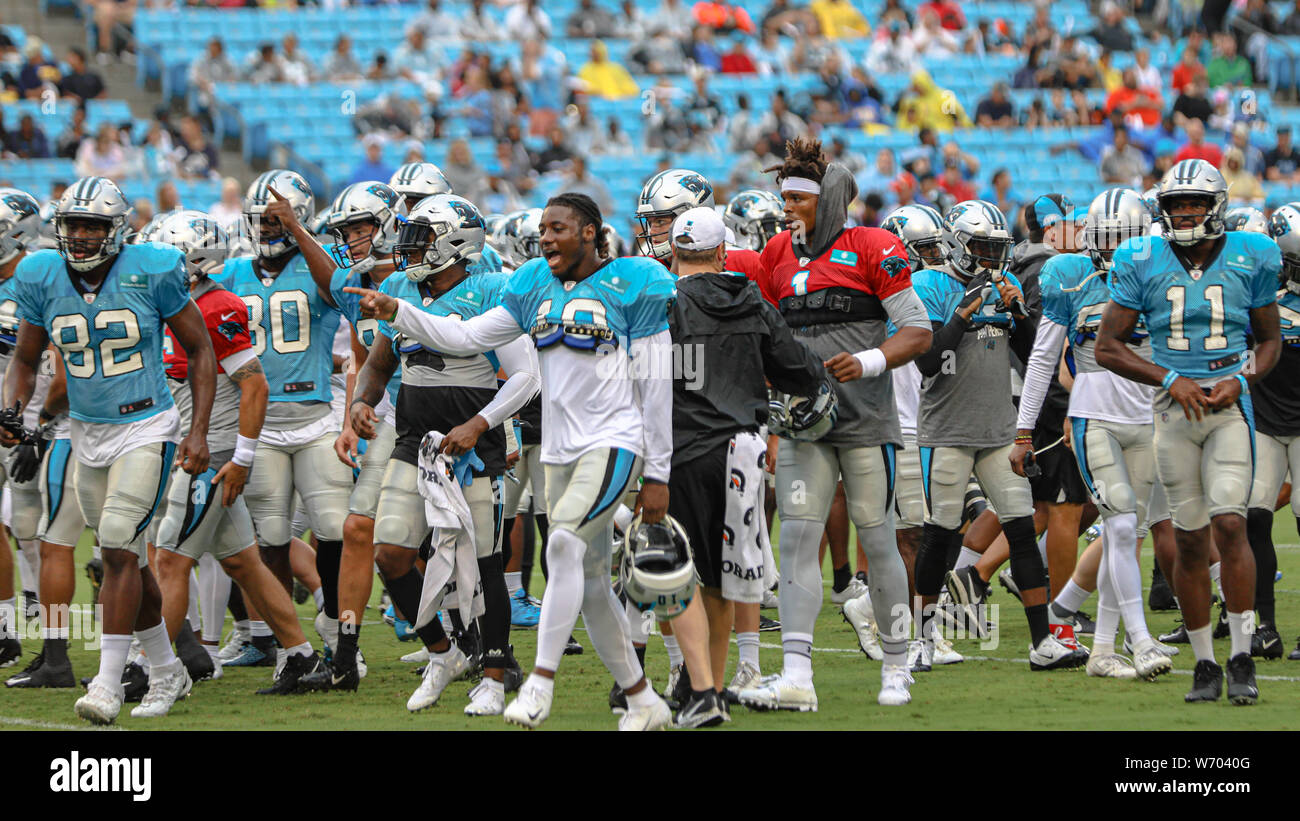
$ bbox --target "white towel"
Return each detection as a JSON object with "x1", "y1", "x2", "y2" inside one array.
[
  {"x1": 721, "y1": 431, "x2": 773, "y2": 604},
  {"x1": 414, "y1": 431, "x2": 484, "y2": 629}
]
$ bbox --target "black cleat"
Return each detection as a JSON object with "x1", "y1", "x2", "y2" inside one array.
[
  {"x1": 176, "y1": 630, "x2": 216, "y2": 682},
  {"x1": 500, "y1": 644, "x2": 523, "y2": 693},
  {"x1": 1225, "y1": 653, "x2": 1258, "y2": 705},
  {"x1": 256, "y1": 651, "x2": 323, "y2": 695},
  {"x1": 563, "y1": 634, "x2": 583, "y2": 656},
  {"x1": 1291, "y1": 636, "x2": 1300, "y2": 661},
  {"x1": 299, "y1": 658, "x2": 359, "y2": 692},
  {"x1": 1212, "y1": 602, "x2": 1230, "y2": 640},
  {"x1": 1159, "y1": 621, "x2": 1190, "y2": 644},
  {"x1": 121, "y1": 662, "x2": 149, "y2": 703},
  {"x1": 758, "y1": 615, "x2": 781, "y2": 631},
  {"x1": 1185, "y1": 659, "x2": 1224, "y2": 703},
  {"x1": 1148, "y1": 564, "x2": 1177, "y2": 611},
  {"x1": 667, "y1": 664, "x2": 692, "y2": 710},
  {"x1": 0, "y1": 637, "x2": 20, "y2": 668},
  {"x1": 674, "y1": 689, "x2": 727, "y2": 728},
  {"x1": 5, "y1": 651, "x2": 74, "y2": 688},
  {"x1": 608, "y1": 682, "x2": 627, "y2": 714},
  {"x1": 1073, "y1": 610, "x2": 1095, "y2": 635},
  {"x1": 1252, "y1": 623, "x2": 1283, "y2": 660},
  {"x1": 292, "y1": 580, "x2": 310, "y2": 605},
  {"x1": 997, "y1": 569, "x2": 1023, "y2": 604}
]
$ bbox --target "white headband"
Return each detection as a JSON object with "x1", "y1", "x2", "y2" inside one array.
[{"x1": 780, "y1": 177, "x2": 822, "y2": 195}]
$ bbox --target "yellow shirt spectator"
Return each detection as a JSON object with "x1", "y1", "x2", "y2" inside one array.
[
  {"x1": 811, "y1": 0, "x2": 870, "y2": 40},
  {"x1": 577, "y1": 40, "x2": 640, "y2": 100}
]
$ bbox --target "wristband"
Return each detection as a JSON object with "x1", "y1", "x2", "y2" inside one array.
[
  {"x1": 232, "y1": 435, "x2": 258, "y2": 468},
  {"x1": 1161, "y1": 370, "x2": 1179, "y2": 391},
  {"x1": 1014, "y1": 432, "x2": 1033, "y2": 444},
  {"x1": 1235, "y1": 373, "x2": 1249, "y2": 394},
  {"x1": 853, "y1": 348, "x2": 888, "y2": 378}
]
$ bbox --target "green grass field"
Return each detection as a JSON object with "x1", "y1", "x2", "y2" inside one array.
[{"x1": 3, "y1": 524, "x2": 1300, "y2": 731}]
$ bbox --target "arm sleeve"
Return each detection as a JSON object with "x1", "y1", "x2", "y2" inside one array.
[
  {"x1": 881, "y1": 287, "x2": 930, "y2": 330},
  {"x1": 1014, "y1": 320, "x2": 1068, "y2": 431},
  {"x1": 390, "y1": 302, "x2": 524, "y2": 356},
  {"x1": 476, "y1": 335, "x2": 540, "y2": 429},
  {"x1": 758, "y1": 299, "x2": 826, "y2": 396},
  {"x1": 630, "y1": 328, "x2": 673, "y2": 483},
  {"x1": 915, "y1": 317, "x2": 967, "y2": 377}
]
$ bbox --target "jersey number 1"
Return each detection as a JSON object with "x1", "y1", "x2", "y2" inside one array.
[{"x1": 1165, "y1": 284, "x2": 1227, "y2": 352}]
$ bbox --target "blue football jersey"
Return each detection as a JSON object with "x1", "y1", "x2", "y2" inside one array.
[
  {"x1": 15, "y1": 245, "x2": 189, "y2": 425},
  {"x1": 1109, "y1": 232, "x2": 1280, "y2": 380},
  {"x1": 1277, "y1": 287, "x2": 1300, "y2": 347},
  {"x1": 377, "y1": 269, "x2": 508, "y2": 373},
  {"x1": 330, "y1": 266, "x2": 401, "y2": 405},
  {"x1": 1040, "y1": 252, "x2": 1150, "y2": 377},
  {"x1": 220, "y1": 253, "x2": 341, "y2": 405},
  {"x1": 0, "y1": 275, "x2": 20, "y2": 368},
  {"x1": 913, "y1": 267, "x2": 1024, "y2": 328},
  {"x1": 470, "y1": 245, "x2": 503, "y2": 277}
]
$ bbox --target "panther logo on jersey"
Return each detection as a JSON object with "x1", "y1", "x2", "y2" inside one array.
[
  {"x1": 880, "y1": 255, "x2": 909, "y2": 278},
  {"x1": 216, "y1": 320, "x2": 244, "y2": 342}
]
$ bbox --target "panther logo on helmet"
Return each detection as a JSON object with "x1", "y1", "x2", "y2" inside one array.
[
  {"x1": 366, "y1": 184, "x2": 399, "y2": 208},
  {"x1": 448, "y1": 199, "x2": 486, "y2": 229},
  {"x1": 2, "y1": 194, "x2": 37, "y2": 218}
]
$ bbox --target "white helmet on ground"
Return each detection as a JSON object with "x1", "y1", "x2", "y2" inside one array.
[
  {"x1": 324, "y1": 181, "x2": 404, "y2": 268},
  {"x1": 152, "y1": 210, "x2": 230, "y2": 285},
  {"x1": 881, "y1": 203, "x2": 949, "y2": 271},
  {"x1": 0, "y1": 188, "x2": 42, "y2": 267},
  {"x1": 620, "y1": 513, "x2": 697, "y2": 621},
  {"x1": 242, "y1": 169, "x2": 314, "y2": 262},
  {"x1": 1156, "y1": 159, "x2": 1228, "y2": 245},
  {"x1": 942, "y1": 199, "x2": 1013, "y2": 281},
  {"x1": 635, "y1": 168, "x2": 715, "y2": 260},
  {"x1": 724, "y1": 189, "x2": 783, "y2": 251},
  {"x1": 54, "y1": 176, "x2": 133, "y2": 272},
  {"x1": 393, "y1": 194, "x2": 486, "y2": 282},
  {"x1": 1084, "y1": 188, "x2": 1150, "y2": 272}
]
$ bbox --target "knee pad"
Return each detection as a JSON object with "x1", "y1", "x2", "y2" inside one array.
[
  {"x1": 547, "y1": 528, "x2": 586, "y2": 574},
  {"x1": 923, "y1": 450, "x2": 970, "y2": 531}
]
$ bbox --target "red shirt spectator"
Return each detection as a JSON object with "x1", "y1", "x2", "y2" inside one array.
[
  {"x1": 919, "y1": 0, "x2": 965, "y2": 31},
  {"x1": 720, "y1": 45, "x2": 757, "y2": 74},
  {"x1": 938, "y1": 166, "x2": 976, "y2": 202},
  {"x1": 1175, "y1": 140, "x2": 1223, "y2": 166},
  {"x1": 692, "y1": 1, "x2": 756, "y2": 34},
  {"x1": 1104, "y1": 71, "x2": 1163, "y2": 127},
  {"x1": 1171, "y1": 54, "x2": 1207, "y2": 95}
]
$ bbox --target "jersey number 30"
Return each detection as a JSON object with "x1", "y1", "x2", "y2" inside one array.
[
  {"x1": 241, "y1": 291, "x2": 311, "y2": 356},
  {"x1": 51, "y1": 309, "x2": 142, "y2": 379}
]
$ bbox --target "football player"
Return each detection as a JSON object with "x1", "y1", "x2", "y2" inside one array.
[
  {"x1": 1009, "y1": 188, "x2": 1172, "y2": 681},
  {"x1": 349, "y1": 192, "x2": 675, "y2": 730},
  {"x1": 740, "y1": 137, "x2": 932, "y2": 710},
  {"x1": 3, "y1": 176, "x2": 217, "y2": 725},
  {"x1": 1096, "y1": 159, "x2": 1282, "y2": 704}
]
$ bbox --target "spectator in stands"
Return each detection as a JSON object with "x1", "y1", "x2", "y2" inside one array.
[
  {"x1": 692, "y1": 0, "x2": 756, "y2": 35},
  {"x1": 686, "y1": 72, "x2": 724, "y2": 130},
  {"x1": 489, "y1": 65, "x2": 522, "y2": 138},
  {"x1": 975, "y1": 82, "x2": 1016, "y2": 128},
  {"x1": 280, "y1": 33, "x2": 316, "y2": 85},
  {"x1": 867, "y1": 20, "x2": 918, "y2": 75},
  {"x1": 75, "y1": 123, "x2": 129, "y2": 180},
  {"x1": 18, "y1": 39, "x2": 60, "y2": 100},
  {"x1": 506, "y1": 0, "x2": 554, "y2": 41},
  {"x1": 1146, "y1": 138, "x2": 1178, "y2": 189},
  {"x1": 1105, "y1": 68, "x2": 1163, "y2": 128},
  {"x1": 1172, "y1": 75, "x2": 1213, "y2": 127},
  {"x1": 1100, "y1": 124, "x2": 1149, "y2": 186},
  {"x1": 810, "y1": 0, "x2": 869, "y2": 39},
  {"x1": 534, "y1": 124, "x2": 575, "y2": 173},
  {"x1": 982, "y1": 167, "x2": 1023, "y2": 221},
  {"x1": 1013, "y1": 44, "x2": 1045, "y2": 89},
  {"x1": 452, "y1": 65, "x2": 494, "y2": 137},
  {"x1": 878, "y1": 0, "x2": 912, "y2": 30},
  {"x1": 1282, "y1": 0, "x2": 1300, "y2": 35},
  {"x1": 646, "y1": 0, "x2": 695, "y2": 40},
  {"x1": 691, "y1": 26, "x2": 723, "y2": 72},
  {"x1": 56, "y1": 105, "x2": 89, "y2": 160},
  {"x1": 725, "y1": 93, "x2": 756, "y2": 151},
  {"x1": 189, "y1": 38, "x2": 238, "y2": 126},
  {"x1": 410, "y1": 0, "x2": 459, "y2": 40},
  {"x1": 754, "y1": 26, "x2": 792, "y2": 74},
  {"x1": 890, "y1": 171, "x2": 933, "y2": 210},
  {"x1": 720, "y1": 32, "x2": 759, "y2": 74},
  {"x1": 727, "y1": 135, "x2": 781, "y2": 190},
  {"x1": 1097, "y1": 49, "x2": 1122, "y2": 93},
  {"x1": 629, "y1": 26, "x2": 689, "y2": 74},
  {"x1": 918, "y1": 0, "x2": 965, "y2": 31},
  {"x1": 896, "y1": 69, "x2": 971, "y2": 132},
  {"x1": 349, "y1": 134, "x2": 395, "y2": 186},
  {"x1": 209, "y1": 176, "x2": 243, "y2": 233},
  {"x1": 442, "y1": 137, "x2": 487, "y2": 204},
  {"x1": 855, "y1": 148, "x2": 897, "y2": 198},
  {"x1": 513, "y1": 38, "x2": 567, "y2": 135},
  {"x1": 139, "y1": 120, "x2": 176, "y2": 178},
  {"x1": 244, "y1": 43, "x2": 284, "y2": 85},
  {"x1": 1174, "y1": 117, "x2": 1223, "y2": 166},
  {"x1": 175, "y1": 115, "x2": 218, "y2": 180},
  {"x1": 393, "y1": 27, "x2": 443, "y2": 98},
  {"x1": 1207, "y1": 32, "x2": 1252, "y2": 88},
  {"x1": 92, "y1": 0, "x2": 136, "y2": 64},
  {"x1": 460, "y1": 0, "x2": 504, "y2": 41},
  {"x1": 3, "y1": 114, "x2": 49, "y2": 159},
  {"x1": 824, "y1": 135, "x2": 866, "y2": 175},
  {"x1": 157, "y1": 181, "x2": 181, "y2": 214},
  {"x1": 1171, "y1": 46, "x2": 1207, "y2": 94},
  {"x1": 492, "y1": 137, "x2": 537, "y2": 194},
  {"x1": 578, "y1": 40, "x2": 639, "y2": 100},
  {"x1": 1265, "y1": 125, "x2": 1300, "y2": 182},
  {"x1": 856, "y1": 191, "x2": 885, "y2": 227},
  {"x1": 1221, "y1": 146, "x2": 1265, "y2": 204},
  {"x1": 938, "y1": 156, "x2": 976, "y2": 202},
  {"x1": 1229, "y1": 0, "x2": 1278, "y2": 60},
  {"x1": 555, "y1": 155, "x2": 615, "y2": 215},
  {"x1": 754, "y1": 89, "x2": 807, "y2": 145},
  {"x1": 564, "y1": 95, "x2": 607, "y2": 155},
  {"x1": 1133, "y1": 47, "x2": 1161, "y2": 92},
  {"x1": 323, "y1": 35, "x2": 363, "y2": 84},
  {"x1": 760, "y1": 0, "x2": 818, "y2": 35},
  {"x1": 1090, "y1": 1, "x2": 1135, "y2": 53},
  {"x1": 604, "y1": 116, "x2": 634, "y2": 155},
  {"x1": 941, "y1": 140, "x2": 978, "y2": 178},
  {"x1": 609, "y1": 0, "x2": 644, "y2": 39},
  {"x1": 567, "y1": 0, "x2": 619, "y2": 39},
  {"x1": 366, "y1": 53, "x2": 394, "y2": 82},
  {"x1": 912, "y1": 8, "x2": 959, "y2": 57},
  {"x1": 1022, "y1": 3, "x2": 1056, "y2": 53},
  {"x1": 1229, "y1": 121, "x2": 1266, "y2": 176},
  {"x1": 59, "y1": 47, "x2": 105, "y2": 102}
]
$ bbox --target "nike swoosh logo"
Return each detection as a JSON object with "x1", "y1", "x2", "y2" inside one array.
[
  {"x1": 526, "y1": 708, "x2": 542, "y2": 721},
  {"x1": 1262, "y1": 638, "x2": 1279, "y2": 649},
  {"x1": 221, "y1": 312, "x2": 237, "y2": 320},
  {"x1": 882, "y1": 245, "x2": 897, "y2": 255},
  {"x1": 331, "y1": 673, "x2": 348, "y2": 685}
]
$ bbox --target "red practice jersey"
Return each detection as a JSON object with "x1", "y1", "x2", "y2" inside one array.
[
  {"x1": 756, "y1": 226, "x2": 914, "y2": 307},
  {"x1": 164, "y1": 285, "x2": 254, "y2": 379}
]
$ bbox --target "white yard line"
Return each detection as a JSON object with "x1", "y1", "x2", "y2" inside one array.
[{"x1": 0, "y1": 716, "x2": 123, "y2": 731}]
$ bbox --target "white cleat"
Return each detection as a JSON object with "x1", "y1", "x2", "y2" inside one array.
[
  {"x1": 737, "y1": 671, "x2": 818, "y2": 712},
  {"x1": 1132, "y1": 645, "x2": 1174, "y2": 681},
  {"x1": 1086, "y1": 652, "x2": 1138, "y2": 679},
  {"x1": 619, "y1": 694, "x2": 672, "y2": 730},
  {"x1": 131, "y1": 661, "x2": 192, "y2": 718},
  {"x1": 503, "y1": 680, "x2": 553, "y2": 729},
  {"x1": 204, "y1": 651, "x2": 224, "y2": 680},
  {"x1": 400, "y1": 647, "x2": 430, "y2": 664},
  {"x1": 356, "y1": 649, "x2": 368, "y2": 680},
  {"x1": 930, "y1": 629, "x2": 965, "y2": 666},
  {"x1": 842, "y1": 594, "x2": 884, "y2": 661},
  {"x1": 464, "y1": 679, "x2": 506, "y2": 716},
  {"x1": 907, "y1": 639, "x2": 933, "y2": 673},
  {"x1": 761, "y1": 588, "x2": 780, "y2": 610},
  {"x1": 217, "y1": 626, "x2": 250, "y2": 662},
  {"x1": 830, "y1": 577, "x2": 870, "y2": 605},
  {"x1": 664, "y1": 664, "x2": 682, "y2": 699},
  {"x1": 878, "y1": 664, "x2": 914, "y2": 706},
  {"x1": 407, "y1": 646, "x2": 468, "y2": 712},
  {"x1": 1030, "y1": 635, "x2": 1087, "y2": 671},
  {"x1": 1125, "y1": 633, "x2": 1179, "y2": 658},
  {"x1": 74, "y1": 681, "x2": 124, "y2": 726},
  {"x1": 726, "y1": 659, "x2": 762, "y2": 699}
]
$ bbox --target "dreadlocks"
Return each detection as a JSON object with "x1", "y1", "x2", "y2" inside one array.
[{"x1": 765, "y1": 137, "x2": 828, "y2": 184}]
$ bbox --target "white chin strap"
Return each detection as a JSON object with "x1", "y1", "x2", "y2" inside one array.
[{"x1": 1167, "y1": 224, "x2": 1209, "y2": 245}]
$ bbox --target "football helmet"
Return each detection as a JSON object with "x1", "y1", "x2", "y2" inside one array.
[
  {"x1": 388, "y1": 162, "x2": 453, "y2": 207},
  {"x1": 942, "y1": 199, "x2": 1013, "y2": 281},
  {"x1": 392, "y1": 194, "x2": 486, "y2": 282},
  {"x1": 1084, "y1": 188, "x2": 1150, "y2": 272},
  {"x1": 602, "y1": 222, "x2": 626, "y2": 258},
  {"x1": 881, "y1": 203, "x2": 949, "y2": 271},
  {"x1": 152, "y1": 210, "x2": 229, "y2": 286},
  {"x1": 242, "y1": 169, "x2": 314, "y2": 262},
  {"x1": 1224, "y1": 205, "x2": 1268, "y2": 234},
  {"x1": 635, "y1": 168, "x2": 715, "y2": 261},
  {"x1": 498, "y1": 207, "x2": 542, "y2": 269},
  {"x1": 767, "y1": 378, "x2": 839, "y2": 442},
  {"x1": 130, "y1": 209, "x2": 179, "y2": 246},
  {"x1": 53, "y1": 176, "x2": 132, "y2": 272},
  {"x1": 724, "y1": 189, "x2": 783, "y2": 252},
  {"x1": 324, "y1": 181, "x2": 404, "y2": 268},
  {"x1": 1269, "y1": 203, "x2": 1300, "y2": 293},
  {"x1": 0, "y1": 188, "x2": 42, "y2": 267},
  {"x1": 1156, "y1": 159, "x2": 1227, "y2": 245},
  {"x1": 620, "y1": 513, "x2": 697, "y2": 621}
]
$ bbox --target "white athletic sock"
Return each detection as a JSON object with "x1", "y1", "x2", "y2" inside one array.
[
  {"x1": 1227, "y1": 612, "x2": 1254, "y2": 658},
  {"x1": 250, "y1": 620, "x2": 271, "y2": 638},
  {"x1": 288, "y1": 642, "x2": 313, "y2": 658},
  {"x1": 533, "y1": 529, "x2": 585, "y2": 671},
  {"x1": 1037, "y1": 532, "x2": 1048, "y2": 567},
  {"x1": 1101, "y1": 513, "x2": 1150, "y2": 646},
  {"x1": 954, "y1": 546, "x2": 982, "y2": 571},
  {"x1": 1052, "y1": 578, "x2": 1090, "y2": 617},
  {"x1": 0, "y1": 597, "x2": 14, "y2": 637},
  {"x1": 1209, "y1": 561, "x2": 1223, "y2": 601},
  {"x1": 198, "y1": 553, "x2": 230, "y2": 643},
  {"x1": 1187, "y1": 625, "x2": 1215, "y2": 663},
  {"x1": 627, "y1": 682, "x2": 659, "y2": 709},
  {"x1": 96, "y1": 633, "x2": 132, "y2": 690},
  {"x1": 135, "y1": 621, "x2": 178, "y2": 669},
  {"x1": 1094, "y1": 546, "x2": 1121, "y2": 648},
  {"x1": 92, "y1": 544, "x2": 102, "y2": 560},
  {"x1": 504, "y1": 571, "x2": 522, "y2": 597},
  {"x1": 736, "y1": 631, "x2": 760, "y2": 670},
  {"x1": 312, "y1": 587, "x2": 325, "y2": 612},
  {"x1": 186, "y1": 569, "x2": 202, "y2": 632},
  {"x1": 783, "y1": 642, "x2": 813, "y2": 684},
  {"x1": 662, "y1": 634, "x2": 683, "y2": 669},
  {"x1": 205, "y1": 644, "x2": 221, "y2": 661}
]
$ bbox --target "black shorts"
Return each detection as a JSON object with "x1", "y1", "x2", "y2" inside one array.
[
  {"x1": 667, "y1": 443, "x2": 728, "y2": 590},
  {"x1": 1029, "y1": 430, "x2": 1090, "y2": 505}
]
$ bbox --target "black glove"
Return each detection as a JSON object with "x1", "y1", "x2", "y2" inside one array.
[
  {"x1": 957, "y1": 272, "x2": 992, "y2": 316},
  {"x1": 9, "y1": 424, "x2": 51, "y2": 484},
  {"x1": 0, "y1": 405, "x2": 24, "y2": 440}
]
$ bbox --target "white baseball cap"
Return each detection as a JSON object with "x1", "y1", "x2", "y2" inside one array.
[{"x1": 672, "y1": 206, "x2": 726, "y2": 251}]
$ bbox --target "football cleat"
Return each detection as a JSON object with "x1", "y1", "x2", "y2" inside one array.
[
  {"x1": 737, "y1": 671, "x2": 818, "y2": 712},
  {"x1": 945, "y1": 566, "x2": 990, "y2": 638},
  {"x1": 842, "y1": 594, "x2": 884, "y2": 661},
  {"x1": 663, "y1": 663, "x2": 683, "y2": 707},
  {"x1": 620, "y1": 693, "x2": 673, "y2": 731},
  {"x1": 177, "y1": 638, "x2": 216, "y2": 683},
  {"x1": 1029, "y1": 635, "x2": 1086, "y2": 671},
  {"x1": 878, "y1": 664, "x2": 914, "y2": 706},
  {"x1": 299, "y1": 657, "x2": 360, "y2": 692},
  {"x1": 609, "y1": 681, "x2": 627, "y2": 714},
  {"x1": 907, "y1": 639, "x2": 932, "y2": 673},
  {"x1": 502, "y1": 645, "x2": 523, "y2": 693},
  {"x1": 381, "y1": 604, "x2": 397, "y2": 627},
  {"x1": 120, "y1": 662, "x2": 149, "y2": 703},
  {"x1": 255, "y1": 651, "x2": 323, "y2": 695},
  {"x1": 1185, "y1": 659, "x2": 1224, "y2": 703},
  {"x1": 217, "y1": 626, "x2": 251, "y2": 662},
  {"x1": 829, "y1": 576, "x2": 869, "y2": 605},
  {"x1": 761, "y1": 587, "x2": 779, "y2": 610},
  {"x1": 725, "y1": 660, "x2": 761, "y2": 704},
  {"x1": 225, "y1": 640, "x2": 274, "y2": 667},
  {"x1": 509, "y1": 588, "x2": 541, "y2": 628},
  {"x1": 1225, "y1": 653, "x2": 1258, "y2": 705},
  {"x1": 1148, "y1": 564, "x2": 1177, "y2": 611},
  {"x1": 931, "y1": 627, "x2": 964, "y2": 665},
  {"x1": 1290, "y1": 636, "x2": 1300, "y2": 661},
  {"x1": 503, "y1": 680, "x2": 553, "y2": 729},
  {"x1": 0, "y1": 637, "x2": 21, "y2": 668},
  {"x1": 933, "y1": 588, "x2": 962, "y2": 637},
  {"x1": 1073, "y1": 610, "x2": 1095, "y2": 635},
  {"x1": 401, "y1": 647, "x2": 430, "y2": 664},
  {"x1": 1085, "y1": 652, "x2": 1138, "y2": 679},
  {"x1": 1212, "y1": 602, "x2": 1229, "y2": 639},
  {"x1": 1251, "y1": 623, "x2": 1283, "y2": 660},
  {"x1": 464, "y1": 679, "x2": 506, "y2": 716},
  {"x1": 130, "y1": 661, "x2": 192, "y2": 718},
  {"x1": 1123, "y1": 633, "x2": 1179, "y2": 657},
  {"x1": 564, "y1": 634, "x2": 583, "y2": 655},
  {"x1": 407, "y1": 645, "x2": 469, "y2": 712},
  {"x1": 1158, "y1": 621, "x2": 1190, "y2": 644},
  {"x1": 1133, "y1": 644, "x2": 1174, "y2": 680},
  {"x1": 5, "y1": 650, "x2": 74, "y2": 688},
  {"x1": 1051, "y1": 622, "x2": 1081, "y2": 652},
  {"x1": 74, "y1": 681, "x2": 124, "y2": 725},
  {"x1": 758, "y1": 615, "x2": 781, "y2": 631},
  {"x1": 674, "y1": 689, "x2": 726, "y2": 729},
  {"x1": 997, "y1": 569, "x2": 1022, "y2": 603}
]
